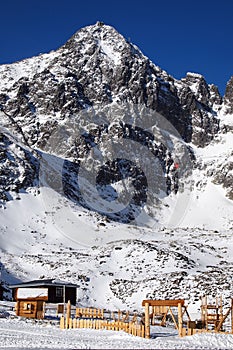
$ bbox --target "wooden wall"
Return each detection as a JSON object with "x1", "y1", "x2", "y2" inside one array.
[{"x1": 15, "y1": 300, "x2": 45, "y2": 319}]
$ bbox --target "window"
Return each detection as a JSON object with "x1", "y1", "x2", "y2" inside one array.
[
  {"x1": 23, "y1": 302, "x2": 32, "y2": 313},
  {"x1": 56, "y1": 287, "x2": 63, "y2": 297}
]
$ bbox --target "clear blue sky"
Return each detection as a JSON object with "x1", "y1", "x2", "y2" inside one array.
[{"x1": 1, "y1": 0, "x2": 232, "y2": 95}]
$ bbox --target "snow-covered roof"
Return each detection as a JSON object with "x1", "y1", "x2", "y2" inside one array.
[{"x1": 9, "y1": 279, "x2": 78, "y2": 289}]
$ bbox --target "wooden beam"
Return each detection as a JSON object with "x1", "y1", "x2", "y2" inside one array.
[
  {"x1": 168, "y1": 306, "x2": 179, "y2": 330},
  {"x1": 216, "y1": 306, "x2": 231, "y2": 332},
  {"x1": 142, "y1": 299, "x2": 185, "y2": 307},
  {"x1": 160, "y1": 308, "x2": 169, "y2": 326},
  {"x1": 178, "y1": 302, "x2": 183, "y2": 337},
  {"x1": 183, "y1": 305, "x2": 191, "y2": 321},
  {"x1": 144, "y1": 302, "x2": 150, "y2": 339}
]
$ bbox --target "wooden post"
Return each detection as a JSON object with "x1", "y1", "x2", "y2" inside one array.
[
  {"x1": 15, "y1": 301, "x2": 19, "y2": 316},
  {"x1": 141, "y1": 324, "x2": 145, "y2": 338},
  {"x1": 118, "y1": 309, "x2": 121, "y2": 321},
  {"x1": 145, "y1": 302, "x2": 150, "y2": 339},
  {"x1": 66, "y1": 300, "x2": 71, "y2": 329},
  {"x1": 60, "y1": 315, "x2": 65, "y2": 329},
  {"x1": 43, "y1": 302, "x2": 46, "y2": 319},
  {"x1": 73, "y1": 318, "x2": 77, "y2": 328},
  {"x1": 231, "y1": 299, "x2": 233, "y2": 334},
  {"x1": 178, "y1": 302, "x2": 183, "y2": 337},
  {"x1": 69, "y1": 318, "x2": 73, "y2": 329}
]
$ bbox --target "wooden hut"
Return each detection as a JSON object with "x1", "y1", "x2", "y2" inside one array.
[{"x1": 10, "y1": 279, "x2": 78, "y2": 319}]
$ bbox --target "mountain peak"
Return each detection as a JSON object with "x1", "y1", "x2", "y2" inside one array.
[{"x1": 61, "y1": 22, "x2": 141, "y2": 67}]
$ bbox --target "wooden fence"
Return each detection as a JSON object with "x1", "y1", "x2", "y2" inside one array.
[
  {"x1": 60, "y1": 316, "x2": 145, "y2": 338},
  {"x1": 75, "y1": 307, "x2": 104, "y2": 319}
]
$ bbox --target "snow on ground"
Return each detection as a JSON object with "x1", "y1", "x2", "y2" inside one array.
[{"x1": 1, "y1": 317, "x2": 233, "y2": 349}]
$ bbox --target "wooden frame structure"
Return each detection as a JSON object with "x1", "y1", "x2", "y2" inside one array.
[
  {"x1": 59, "y1": 297, "x2": 233, "y2": 340},
  {"x1": 142, "y1": 299, "x2": 190, "y2": 338},
  {"x1": 61, "y1": 301, "x2": 145, "y2": 338},
  {"x1": 142, "y1": 297, "x2": 233, "y2": 338},
  {"x1": 201, "y1": 296, "x2": 233, "y2": 333}
]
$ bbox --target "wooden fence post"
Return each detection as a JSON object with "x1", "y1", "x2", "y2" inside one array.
[
  {"x1": 60, "y1": 315, "x2": 65, "y2": 329},
  {"x1": 178, "y1": 302, "x2": 183, "y2": 337},
  {"x1": 145, "y1": 302, "x2": 150, "y2": 339},
  {"x1": 66, "y1": 300, "x2": 71, "y2": 329}
]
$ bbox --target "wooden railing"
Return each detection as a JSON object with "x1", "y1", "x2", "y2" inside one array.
[
  {"x1": 60, "y1": 316, "x2": 145, "y2": 337},
  {"x1": 75, "y1": 307, "x2": 104, "y2": 319}
]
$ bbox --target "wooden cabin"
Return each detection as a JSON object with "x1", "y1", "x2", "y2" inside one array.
[{"x1": 10, "y1": 279, "x2": 78, "y2": 318}]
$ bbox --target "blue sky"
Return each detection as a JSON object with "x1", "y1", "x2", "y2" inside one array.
[{"x1": 1, "y1": 0, "x2": 232, "y2": 95}]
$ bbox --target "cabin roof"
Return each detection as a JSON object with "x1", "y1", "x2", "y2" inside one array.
[{"x1": 9, "y1": 279, "x2": 78, "y2": 289}]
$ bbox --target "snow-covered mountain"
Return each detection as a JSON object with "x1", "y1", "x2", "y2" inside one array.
[{"x1": 0, "y1": 22, "x2": 232, "y2": 314}]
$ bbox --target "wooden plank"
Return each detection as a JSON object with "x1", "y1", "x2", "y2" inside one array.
[
  {"x1": 72, "y1": 317, "x2": 76, "y2": 328},
  {"x1": 160, "y1": 308, "x2": 169, "y2": 326},
  {"x1": 182, "y1": 305, "x2": 191, "y2": 321},
  {"x1": 181, "y1": 328, "x2": 187, "y2": 337},
  {"x1": 178, "y1": 302, "x2": 183, "y2": 337},
  {"x1": 144, "y1": 302, "x2": 150, "y2": 339},
  {"x1": 142, "y1": 299, "x2": 185, "y2": 307},
  {"x1": 128, "y1": 322, "x2": 132, "y2": 335},
  {"x1": 168, "y1": 306, "x2": 179, "y2": 330},
  {"x1": 76, "y1": 307, "x2": 80, "y2": 317},
  {"x1": 69, "y1": 318, "x2": 73, "y2": 329},
  {"x1": 141, "y1": 325, "x2": 145, "y2": 338},
  {"x1": 60, "y1": 316, "x2": 65, "y2": 329},
  {"x1": 118, "y1": 310, "x2": 121, "y2": 321},
  {"x1": 122, "y1": 311, "x2": 129, "y2": 322},
  {"x1": 216, "y1": 306, "x2": 231, "y2": 332}
]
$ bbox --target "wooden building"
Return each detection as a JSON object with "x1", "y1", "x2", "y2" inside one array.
[{"x1": 10, "y1": 279, "x2": 78, "y2": 318}]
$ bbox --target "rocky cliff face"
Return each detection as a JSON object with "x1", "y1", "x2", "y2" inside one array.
[
  {"x1": 0, "y1": 23, "x2": 223, "y2": 146},
  {"x1": 0, "y1": 22, "x2": 232, "y2": 209},
  {"x1": 0, "y1": 132, "x2": 38, "y2": 204},
  {"x1": 224, "y1": 76, "x2": 233, "y2": 114}
]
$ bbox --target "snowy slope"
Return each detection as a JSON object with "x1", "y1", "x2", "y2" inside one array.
[{"x1": 2, "y1": 317, "x2": 233, "y2": 349}]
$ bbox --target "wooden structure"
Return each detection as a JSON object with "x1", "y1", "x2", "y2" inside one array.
[
  {"x1": 60, "y1": 302, "x2": 145, "y2": 338},
  {"x1": 60, "y1": 316, "x2": 145, "y2": 337},
  {"x1": 201, "y1": 295, "x2": 223, "y2": 330},
  {"x1": 200, "y1": 296, "x2": 233, "y2": 333},
  {"x1": 60, "y1": 297, "x2": 233, "y2": 340},
  {"x1": 142, "y1": 299, "x2": 190, "y2": 338},
  {"x1": 15, "y1": 299, "x2": 45, "y2": 319},
  {"x1": 10, "y1": 279, "x2": 78, "y2": 305},
  {"x1": 76, "y1": 307, "x2": 104, "y2": 319}
]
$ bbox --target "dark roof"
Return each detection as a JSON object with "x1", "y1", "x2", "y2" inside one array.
[{"x1": 9, "y1": 279, "x2": 78, "y2": 289}]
